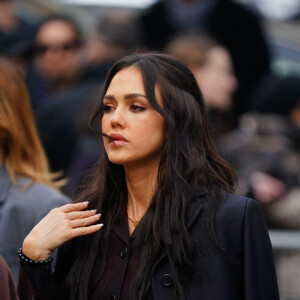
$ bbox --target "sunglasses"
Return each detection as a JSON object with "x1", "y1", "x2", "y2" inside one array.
[{"x1": 35, "y1": 40, "x2": 80, "y2": 55}]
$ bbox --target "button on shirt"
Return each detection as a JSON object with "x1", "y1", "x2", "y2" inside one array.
[{"x1": 90, "y1": 216, "x2": 153, "y2": 300}]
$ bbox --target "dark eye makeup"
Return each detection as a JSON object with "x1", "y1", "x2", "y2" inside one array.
[
  {"x1": 102, "y1": 103, "x2": 146, "y2": 113},
  {"x1": 130, "y1": 104, "x2": 146, "y2": 112},
  {"x1": 103, "y1": 105, "x2": 113, "y2": 112}
]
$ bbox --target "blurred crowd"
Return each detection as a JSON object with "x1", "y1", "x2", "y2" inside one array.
[{"x1": 1, "y1": 0, "x2": 300, "y2": 298}]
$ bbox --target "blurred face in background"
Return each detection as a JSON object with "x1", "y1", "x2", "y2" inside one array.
[
  {"x1": 34, "y1": 20, "x2": 82, "y2": 83},
  {"x1": 0, "y1": 0, "x2": 17, "y2": 30},
  {"x1": 193, "y1": 47, "x2": 238, "y2": 112}
]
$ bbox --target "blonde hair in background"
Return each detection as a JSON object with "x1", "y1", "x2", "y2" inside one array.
[
  {"x1": 166, "y1": 34, "x2": 218, "y2": 67},
  {"x1": 0, "y1": 58, "x2": 65, "y2": 189}
]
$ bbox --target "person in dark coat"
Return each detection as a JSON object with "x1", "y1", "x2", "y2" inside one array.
[
  {"x1": 139, "y1": 0, "x2": 271, "y2": 122},
  {"x1": 26, "y1": 15, "x2": 101, "y2": 174},
  {"x1": 26, "y1": 14, "x2": 86, "y2": 109},
  {"x1": 17, "y1": 53, "x2": 279, "y2": 300}
]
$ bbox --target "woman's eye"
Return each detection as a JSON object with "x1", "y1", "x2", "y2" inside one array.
[
  {"x1": 103, "y1": 105, "x2": 113, "y2": 113},
  {"x1": 131, "y1": 105, "x2": 146, "y2": 112}
]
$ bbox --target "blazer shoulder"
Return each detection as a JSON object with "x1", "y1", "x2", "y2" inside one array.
[
  {"x1": 213, "y1": 194, "x2": 267, "y2": 257},
  {"x1": 216, "y1": 194, "x2": 262, "y2": 229},
  {"x1": 221, "y1": 193, "x2": 258, "y2": 215}
]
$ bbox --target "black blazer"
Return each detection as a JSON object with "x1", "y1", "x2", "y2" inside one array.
[
  {"x1": 18, "y1": 193, "x2": 279, "y2": 299},
  {"x1": 151, "y1": 193, "x2": 279, "y2": 299}
]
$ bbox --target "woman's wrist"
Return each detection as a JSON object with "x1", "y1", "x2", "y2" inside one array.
[
  {"x1": 22, "y1": 237, "x2": 51, "y2": 261},
  {"x1": 17, "y1": 248, "x2": 53, "y2": 265}
]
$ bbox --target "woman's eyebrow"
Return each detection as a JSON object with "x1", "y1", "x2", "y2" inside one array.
[
  {"x1": 103, "y1": 95, "x2": 115, "y2": 100},
  {"x1": 104, "y1": 93, "x2": 147, "y2": 100},
  {"x1": 124, "y1": 93, "x2": 147, "y2": 99}
]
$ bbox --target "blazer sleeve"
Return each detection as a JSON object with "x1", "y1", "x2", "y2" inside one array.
[
  {"x1": 243, "y1": 198, "x2": 280, "y2": 299},
  {"x1": 17, "y1": 262, "x2": 58, "y2": 300}
]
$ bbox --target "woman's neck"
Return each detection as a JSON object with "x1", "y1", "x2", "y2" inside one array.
[{"x1": 125, "y1": 159, "x2": 159, "y2": 221}]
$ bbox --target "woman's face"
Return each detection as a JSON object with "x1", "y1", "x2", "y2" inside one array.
[
  {"x1": 193, "y1": 47, "x2": 238, "y2": 111},
  {"x1": 102, "y1": 67, "x2": 165, "y2": 168}
]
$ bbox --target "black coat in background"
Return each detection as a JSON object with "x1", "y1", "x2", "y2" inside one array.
[{"x1": 139, "y1": 0, "x2": 271, "y2": 121}]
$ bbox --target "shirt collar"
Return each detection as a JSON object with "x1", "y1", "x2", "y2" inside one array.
[
  {"x1": 112, "y1": 190, "x2": 206, "y2": 247},
  {"x1": 151, "y1": 190, "x2": 206, "y2": 274},
  {"x1": 185, "y1": 190, "x2": 206, "y2": 228},
  {"x1": 113, "y1": 214, "x2": 131, "y2": 246}
]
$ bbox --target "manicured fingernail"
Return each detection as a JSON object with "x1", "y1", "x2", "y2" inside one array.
[
  {"x1": 91, "y1": 210, "x2": 97, "y2": 213},
  {"x1": 95, "y1": 214, "x2": 101, "y2": 218},
  {"x1": 83, "y1": 201, "x2": 89, "y2": 204},
  {"x1": 96, "y1": 223, "x2": 103, "y2": 227}
]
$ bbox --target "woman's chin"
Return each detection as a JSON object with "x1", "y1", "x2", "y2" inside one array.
[{"x1": 107, "y1": 156, "x2": 132, "y2": 166}]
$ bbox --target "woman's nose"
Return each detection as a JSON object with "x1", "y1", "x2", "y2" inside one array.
[{"x1": 110, "y1": 107, "x2": 126, "y2": 128}]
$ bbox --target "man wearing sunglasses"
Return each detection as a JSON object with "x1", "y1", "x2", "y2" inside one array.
[
  {"x1": 26, "y1": 15, "x2": 101, "y2": 177},
  {"x1": 32, "y1": 15, "x2": 83, "y2": 98}
]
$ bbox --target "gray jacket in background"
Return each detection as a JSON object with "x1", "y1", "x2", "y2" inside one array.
[{"x1": 0, "y1": 166, "x2": 70, "y2": 284}]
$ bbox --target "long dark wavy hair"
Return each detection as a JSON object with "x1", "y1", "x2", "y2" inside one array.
[{"x1": 54, "y1": 53, "x2": 236, "y2": 300}]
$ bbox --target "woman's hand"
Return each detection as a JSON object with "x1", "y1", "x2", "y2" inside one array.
[{"x1": 22, "y1": 202, "x2": 102, "y2": 260}]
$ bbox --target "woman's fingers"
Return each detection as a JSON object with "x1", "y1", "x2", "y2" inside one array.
[
  {"x1": 72, "y1": 224, "x2": 103, "y2": 237},
  {"x1": 70, "y1": 214, "x2": 101, "y2": 228},
  {"x1": 67, "y1": 210, "x2": 98, "y2": 220},
  {"x1": 60, "y1": 201, "x2": 89, "y2": 213},
  {"x1": 22, "y1": 202, "x2": 104, "y2": 261}
]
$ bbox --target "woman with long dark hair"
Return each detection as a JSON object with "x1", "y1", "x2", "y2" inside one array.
[{"x1": 18, "y1": 53, "x2": 279, "y2": 300}]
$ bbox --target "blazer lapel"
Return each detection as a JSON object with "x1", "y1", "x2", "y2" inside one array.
[
  {"x1": 185, "y1": 191, "x2": 205, "y2": 229},
  {"x1": 152, "y1": 191, "x2": 206, "y2": 273}
]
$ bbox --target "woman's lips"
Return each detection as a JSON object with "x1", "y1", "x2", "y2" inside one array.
[{"x1": 109, "y1": 133, "x2": 127, "y2": 146}]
